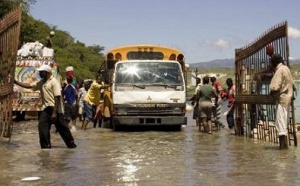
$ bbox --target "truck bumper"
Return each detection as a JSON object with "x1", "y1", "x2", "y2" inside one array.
[{"x1": 112, "y1": 116, "x2": 187, "y2": 126}]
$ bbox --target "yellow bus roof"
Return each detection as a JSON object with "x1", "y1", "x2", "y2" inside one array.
[{"x1": 105, "y1": 44, "x2": 183, "y2": 55}]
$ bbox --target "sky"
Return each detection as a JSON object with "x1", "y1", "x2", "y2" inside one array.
[{"x1": 29, "y1": 0, "x2": 300, "y2": 64}]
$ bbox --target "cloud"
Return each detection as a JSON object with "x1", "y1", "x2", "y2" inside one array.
[
  {"x1": 288, "y1": 26, "x2": 300, "y2": 38},
  {"x1": 207, "y1": 39, "x2": 229, "y2": 51}
]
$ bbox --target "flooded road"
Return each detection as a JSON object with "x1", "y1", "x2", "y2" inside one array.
[{"x1": 1, "y1": 109, "x2": 300, "y2": 186}]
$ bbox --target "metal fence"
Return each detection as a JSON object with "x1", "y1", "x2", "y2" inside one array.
[
  {"x1": 234, "y1": 21, "x2": 297, "y2": 146},
  {"x1": 0, "y1": 7, "x2": 22, "y2": 139}
]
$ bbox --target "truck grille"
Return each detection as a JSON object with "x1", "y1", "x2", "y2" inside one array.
[{"x1": 127, "y1": 107, "x2": 173, "y2": 115}]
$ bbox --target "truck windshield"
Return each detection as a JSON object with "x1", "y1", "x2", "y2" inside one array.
[{"x1": 115, "y1": 62, "x2": 184, "y2": 86}]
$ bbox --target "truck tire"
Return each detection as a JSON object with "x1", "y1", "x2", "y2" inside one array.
[
  {"x1": 113, "y1": 124, "x2": 123, "y2": 131},
  {"x1": 16, "y1": 111, "x2": 26, "y2": 121},
  {"x1": 101, "y1": 117, "x2": 112, "y2": 128},
  {"x1": 170, "y1": 125, "x2": 182, "y2": 131},
  {"x1": 112, "y1": 122, "x2": 124, "y2": 131}
]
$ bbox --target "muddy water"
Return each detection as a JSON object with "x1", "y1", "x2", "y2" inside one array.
[{"x1": 1, "y1": 110, "x2": 300, "y2": 186}]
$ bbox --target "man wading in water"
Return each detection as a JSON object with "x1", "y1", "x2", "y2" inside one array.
[{"x1": 269, "y1": 54, "x2": 294, "y2": 150}]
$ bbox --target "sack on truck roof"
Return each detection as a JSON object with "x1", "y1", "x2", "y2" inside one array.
[{"x1": 17, "y1": 41, "x2": 54, "y2": 59}]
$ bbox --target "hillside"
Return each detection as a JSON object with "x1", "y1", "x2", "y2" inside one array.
[
  {"x1": 189, "y1": 58, "x2": 300, "y2": 69},
  {"x1": 189, "y1": 59, "x2": 235, "y2": 68}
]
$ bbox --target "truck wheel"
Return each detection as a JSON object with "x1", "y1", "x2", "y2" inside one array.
[
  {"x1": 101, "y1": 117, "x2": 112, "y2": 128},
  {"x1": 170, "y1": 125, "x2": 181, "y2": 131},
  {"x1": 16, "y1": 111, "x2": 26, "y2": 121},
  {"x1": 113, "y1": 124, "x2": 123, "y2": 131}
]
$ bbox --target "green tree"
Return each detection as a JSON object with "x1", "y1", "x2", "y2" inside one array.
[
  {"x1": 0, "y1": 0, "x2": 36, "y2": 18},
  {"x1": 1, "y1": 0, "x2": 106, "y2": 82}
]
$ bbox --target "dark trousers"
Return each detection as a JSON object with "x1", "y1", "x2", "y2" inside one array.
[
  {"x1": 226, "y1": 107, "x2": 235, "y2": 129},
  {"x1": 39, "y1": 107, "x2": 75, "y2": 148}
]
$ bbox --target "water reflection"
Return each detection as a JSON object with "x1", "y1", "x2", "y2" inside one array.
[
  {"x1": 116, "y1": 154, "x2": 140, "y2": 183},
  {"x1": 36, "y1": 150, "x2": 72, "y2": 171}
]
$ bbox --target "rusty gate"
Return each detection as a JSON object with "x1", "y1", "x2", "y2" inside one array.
[
  {"x1": 234, "y1": 21, "x2": 297, "y2": 146},
  {"x1": 0, "y1": 7, "x2": 22, "y2": 139}
]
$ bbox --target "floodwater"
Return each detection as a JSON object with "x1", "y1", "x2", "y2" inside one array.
[{"x1": 1, "y1": 108, "x2": 300, "y2": 186}]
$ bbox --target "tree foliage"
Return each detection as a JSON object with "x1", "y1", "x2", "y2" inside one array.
[
  {"x1": 1, "y1": 0, "x2": 105, "y2": 83},
  {"x1": 0, "y1": 0, "x2": 36, "y2": 17}
]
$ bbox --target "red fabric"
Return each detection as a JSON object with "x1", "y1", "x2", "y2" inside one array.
[
  {"x1": 66, "y1": 71, "x2": 74, "y2": 78},
  {"x1": 212, "y1": 81, "x2": 227, "y2": 98},
  {"x1": 227, "y1": 85, "x2": 235, "y2": 109},
  {"x1": 212, "y1": 82, "x2": 223, "y2": 92}
]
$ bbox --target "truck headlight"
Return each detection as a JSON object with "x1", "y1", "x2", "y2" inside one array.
[
  {"x1": 116, "y1": 108, "x2": 127, "y2": 115},
  {"x1": 173, "y1": 107, "x2": 182, "y2": 114}
]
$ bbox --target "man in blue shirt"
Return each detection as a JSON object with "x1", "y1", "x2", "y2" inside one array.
[{"x1": 63, "y1": 77, "x2": 78, "y2": 132}]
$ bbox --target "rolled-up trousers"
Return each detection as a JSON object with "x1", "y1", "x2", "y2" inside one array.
[
  {"x1": 275, "y1": 104, "x2": 290, "y2": 136},
  {"x1": 38, "y1": 106, "x2": 75, "y2": 148}
]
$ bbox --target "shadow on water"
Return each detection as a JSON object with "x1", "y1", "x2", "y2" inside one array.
[
  {"x1": 264, "y1": 145, "x2": 282, "y2": 151},
  {"x1": 114, "y1": 125, "x2": 183, "y2": 132}
]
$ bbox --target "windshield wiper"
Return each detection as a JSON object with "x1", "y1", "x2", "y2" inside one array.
[
  {"x1": 132, "y1": 84, "x2": 145, "y2": 89},
  {"x1": 116, "y1": 83, "x2": 145, "y2": 89},
  {"x1": 150, "y1": 83, "x2": 181, "y2": 89}
]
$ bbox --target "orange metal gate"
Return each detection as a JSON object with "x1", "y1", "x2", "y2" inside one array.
[
  {"x1": 0, "y1": 7, "x2": 22, "y2": 139},
  {"x1": 234, "y1": 21, "x2": 297, "y2": 146}
]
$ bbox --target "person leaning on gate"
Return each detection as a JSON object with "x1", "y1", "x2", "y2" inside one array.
[
  {"x1": 81, "y1": 74, "x2": 109, "y2": 130},
  {"x1": 225, "y1": 78, "x2": 235, "y2": 130},
  {"x1": 14, "y1": 64, "x2": 77, "y2": 149},
  {"x1": 269, "y1": 54, "x2": 294, "y2": 150}
]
